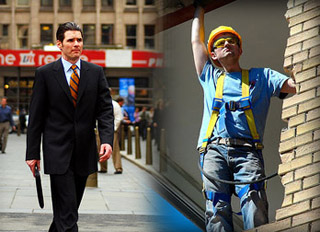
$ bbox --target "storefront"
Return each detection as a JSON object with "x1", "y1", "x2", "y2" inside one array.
[{"x1": 0, "y1": 49, "x2": 163, "y2": 115}]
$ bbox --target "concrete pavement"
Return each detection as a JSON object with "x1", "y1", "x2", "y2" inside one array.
[{"x1": 0, "y1": 133, "x2": 202, "y2": 232}]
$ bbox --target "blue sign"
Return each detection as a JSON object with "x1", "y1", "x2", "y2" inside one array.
[{"x1": 119, "y1": 78, "x2": 135, "y2": 122}]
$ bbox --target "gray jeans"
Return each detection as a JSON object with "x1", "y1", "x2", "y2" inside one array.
[{"x1": 201, "y1": 143, "x2": 269, "y2": 231}]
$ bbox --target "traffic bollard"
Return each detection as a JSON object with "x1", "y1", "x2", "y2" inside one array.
[
  {"x1": 135, "y1": 126, "x2": 141, "y2": 159},
  {"x1": 127, "y1": 125, "x2": 132, "y2": 155},
  {"x1": 146, "y1": 127, "x2": 152, "y2": 165}
]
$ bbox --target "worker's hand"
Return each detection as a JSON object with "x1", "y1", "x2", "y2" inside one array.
[
  {"x1": 99, "y1": 143, "x2": 112, "y2": 163},
  {"x1": 26, "y1": 160, "x2": 40, "y2": 177},
  {"x1": 12, "y1": 126, "x2": 16, "y2": 131}
]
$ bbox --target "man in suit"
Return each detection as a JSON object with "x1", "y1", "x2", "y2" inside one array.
[{"x1": 25, "y1": 22, "x2": 114, "y2": 232}]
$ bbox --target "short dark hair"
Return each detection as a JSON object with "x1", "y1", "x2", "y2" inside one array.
[{"x1": 56, "y1": 22, "x2": 83, "y2": 42}]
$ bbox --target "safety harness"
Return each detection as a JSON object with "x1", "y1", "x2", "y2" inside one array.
[{"x1": 199, "y1": 69, "x2": 268, "y2": 212}]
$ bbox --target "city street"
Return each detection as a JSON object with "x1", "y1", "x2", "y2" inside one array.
[{"x1": 0, "y1": 134, "x2": 202, "y2": 232}]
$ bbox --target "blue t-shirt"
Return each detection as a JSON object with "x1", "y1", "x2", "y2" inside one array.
[{"x1": 197, "y1": 60, "x2": 289, "y2": 148}]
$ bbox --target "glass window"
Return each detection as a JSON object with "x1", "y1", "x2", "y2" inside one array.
[
  {"x1": 145, "y1": 0, "x2": 154, "y2": 5},
  {"x1": 17, "y1": 25, "x2": 28, "y2": 48},
  {"x1": 83, "y1": 0, "x2": 95, "y2": 7},
  {"x1": 126, "y1": 25, "x2": 136, "y2": 49},
  {"x1": 101, "y1": 24, "x2": 113, "y2": 45},
  {"x1": 126, "y1": 0, "x2": 136, "y2": 5},
  {"x1": 0, "y1": 24, "x2": 9, "y2": 49},
  {"x1": 83, "y1": 24, "x2": 96, "y2": 45},
  {"x1": 2, "y1": 24, "x2": 8, "y2": 36},
  {"x1": 40, "y1": 24, "x2": 53, "y2": 45},
  {"x1": 144, "y1": 25, "x2": 155, "y2": 49},
  {"x1": 59, "y1": 0, "x2": 71, "y2": 7},
  {"x1": 41, "y1": 0, "x2": 53, "y2": 7},
  {"x1": 0, "y1": 0, "x2": 7, "y2": 5},
  {"x1": 101, "y1": 0, "x2": 112, "y2": 7},
  {"x1": 17, "y1": 0, "x2": 29, "y2": 5}
]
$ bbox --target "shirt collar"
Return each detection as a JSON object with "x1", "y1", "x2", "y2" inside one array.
[{"x1": 61, "y1": 57, "x2": 81, "y2": 72}]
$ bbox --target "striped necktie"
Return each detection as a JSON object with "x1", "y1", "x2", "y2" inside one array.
[{"x1": 70, "y1": 65, "x2": 79, "y2": 107}]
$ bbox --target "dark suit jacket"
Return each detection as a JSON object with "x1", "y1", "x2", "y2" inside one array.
[{"x1": 26, "y1": 58, "x2": 114, "y2": 176}]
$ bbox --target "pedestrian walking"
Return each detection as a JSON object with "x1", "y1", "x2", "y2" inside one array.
[
  {"x1": 0, "y1": 97, "x2": 16, "y2": 153},
  {"x1": 26, "y1": 22, "x2": 114, "y2": 232}
]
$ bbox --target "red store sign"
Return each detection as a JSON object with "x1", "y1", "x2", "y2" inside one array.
[{"x1": 0, "y1": 49, "x2": 163, "y2": 68}]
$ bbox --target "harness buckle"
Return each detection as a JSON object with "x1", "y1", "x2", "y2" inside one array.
[
  {"x1": 226, "y1": 101, "x2": 239, "y2": 111},
  {"x1": 254, "y1": 142, "x2": 264, "y2": 150}
]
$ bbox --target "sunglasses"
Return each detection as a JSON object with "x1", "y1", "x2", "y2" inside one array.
[{"x1": 213, "y1": 37, "x2": 239, "y2": 49}]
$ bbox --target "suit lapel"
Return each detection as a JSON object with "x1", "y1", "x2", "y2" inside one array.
[
  {"x1": 53, "y1": 59, "x2": 74, "y2": 105},
  {"x1": 77, "y1": 60, "x2": 89, "y2": 104}
]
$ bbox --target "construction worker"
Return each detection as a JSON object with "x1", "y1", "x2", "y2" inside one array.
[{"x1": 191, "y1": 3, "x2": 296, "y2": 232}]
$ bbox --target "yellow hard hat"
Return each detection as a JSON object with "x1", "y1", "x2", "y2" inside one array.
[{"x1": 207, "y1": 26, "x2": 242, "y2": 67}]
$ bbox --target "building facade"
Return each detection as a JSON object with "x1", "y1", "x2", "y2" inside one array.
[{"x1": 0, "y1": 0, "x2": 162, "y2": 114}]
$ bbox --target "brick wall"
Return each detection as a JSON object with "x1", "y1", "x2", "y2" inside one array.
[{"x1": 249, "y1": 0, "x2": 320, "y2": 231}]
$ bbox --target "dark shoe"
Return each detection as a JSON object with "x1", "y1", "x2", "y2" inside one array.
[
  {"x1": 1, "y1": 151, "x2": 5, "y2": 154},
  {"x1": 98, "y1": 170, "x2": 107, "y2": 173},
  {"x1": 114, "y1": 170, "x2": 122, "y2": 174}
]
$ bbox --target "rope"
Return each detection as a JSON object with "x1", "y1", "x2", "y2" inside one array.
[{"x1": 198, "y1": 159, "x2": 278, "y2": 185}]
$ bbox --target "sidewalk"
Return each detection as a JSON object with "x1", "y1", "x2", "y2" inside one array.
[{"x1": 0, "y1": 134, "x2": 202, "y2": 232}]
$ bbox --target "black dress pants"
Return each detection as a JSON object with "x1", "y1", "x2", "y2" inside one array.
[{"x1": 49, "y1": 168, "x2": 88, "y2": 232}]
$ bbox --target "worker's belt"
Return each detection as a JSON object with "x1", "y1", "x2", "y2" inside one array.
[{"x1": 211, "y1": 138, "x2": 263, "y2": 149}]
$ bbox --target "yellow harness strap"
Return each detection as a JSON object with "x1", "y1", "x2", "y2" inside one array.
[
  {"x1": 241, "y1": 70, "x2": 263, "y2": 148},
  {"x1": 199, "y1": 73, "x2": 226, "y2": 153},
  {"x1": 200, "y1": 70, "x2": 263, "y2": 154}
]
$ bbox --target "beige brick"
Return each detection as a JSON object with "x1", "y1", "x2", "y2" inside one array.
[
  {"x1": 281, "y1": 128, "x2": 296, "y2": 141},
  {"x1": 300, "y1": 76, "x2": 320, "y2": 93},
  {"x1": 293, "y1": 50, "x2": 308, "y2": 63},
  {"x1": 318, "y1": 87, "x2": 320, "y2": 97},
  {"x1": 288, "y1": 113, "x2": 305, "y2": 127},
  {"x1": 303, "y1": 174, "x2": 320, "y2": 189},
  {"x1": 282, "y1": 105, "x2": 298, "y2": 121},
  {"x1": 303, "y1": 55, "x2": 320, "y2": 69},
  {"x1": 292, "y1": 207, "x2": 320, "y2": 227},
  {"x1": 282, "y1": 223, "x2": 309, "y2": 232},
  {"x1": 307, "y1": 108, "x2": 320, "y2": 121},
  {"x1": 279, "y1": 133, "x2": 313, "y2": 153},
  {"x1": 256, "y1": 218, "x2": 291, "y2": 232},
  {"x1": 285, "y1": 43, "x2": 302, "y2": 57},
  {"x1": 290, "y1": 24, "x2": 303, "y2": 36},
  {"x1": 279, "y1": 137, "x2": 296, "y2": 153},
  {"x1": 287, "y1": 28, "x2": 318, "y2": 47},
  {"x1": 282, "y1": 194, "x2": 293, "y2": 207},
  {"x1": 297, "y1": 118, "x2": 320, "y2": 135},
  {"x1": 298, "y1": 97, "x2": 320, "y2": 113},
  {"x1": 310, "y1": 45, "x2": 320, "y2": 58},
  {"x1": 295, "y1": 162, "x2": 320, "y2": 179},
  {"x1": 295, "y1": 0, "x2": 308, "y2": 5},
  {"x1": 314, "y1": 129, "x2": 320, "y2": 140},
  {"x1": 289, "y1": 8, "x2": 320, "y2": 27},
  {"x1": 285, "y1": 179, "x2": 302, "y2": 194},
  {"x1": 278, "y1": 154, "x2": 313, "y2": 175},
  {"x1": 312, "y1": 196, "x2": 320, "y2": 209},
  {"x1": 314, "y1": 151, "x2": 320, "y2": 162},
  {"x1": 283, "y1": 89, "x2": 315, "y2": 109},
  {"x1": 304, "y1": 0, "x2": 320, "y2": 12},
  {"x1": 311, "y1": 219, "x2": 320, "y2": 232},
  {"x1": 296, "y1": 132, "x2": 313, "y2": 146},
  {"x1": 276, "y1": 200, "x2": 310, "y2": 220},
  {"x1": 302, "y1": 36, "x2": 320, "y2": 50},
  {"x1": 296, "y1": 140, "x2": 320, "y2": 157},
  {"x1": 285, "y1": 5, "x2": 303, "y2": 19},
  {"x1": 280, "y1": 151, "x2": 295, "y2": 163},
  {"x1": 284, "y1": 56, "x2": 293, "y2": 68},
  {"x1": 294, "y1": 67, "x2": 316, "y2": 84}
]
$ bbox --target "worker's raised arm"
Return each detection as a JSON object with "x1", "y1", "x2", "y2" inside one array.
[{"x1": 191, "y1": 5, "x2": 208, "y2": 76}]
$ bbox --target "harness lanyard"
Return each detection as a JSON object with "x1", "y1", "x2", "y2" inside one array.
[{"x1": 200, "y1": 69, "x2": 263, "y2": 154}]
